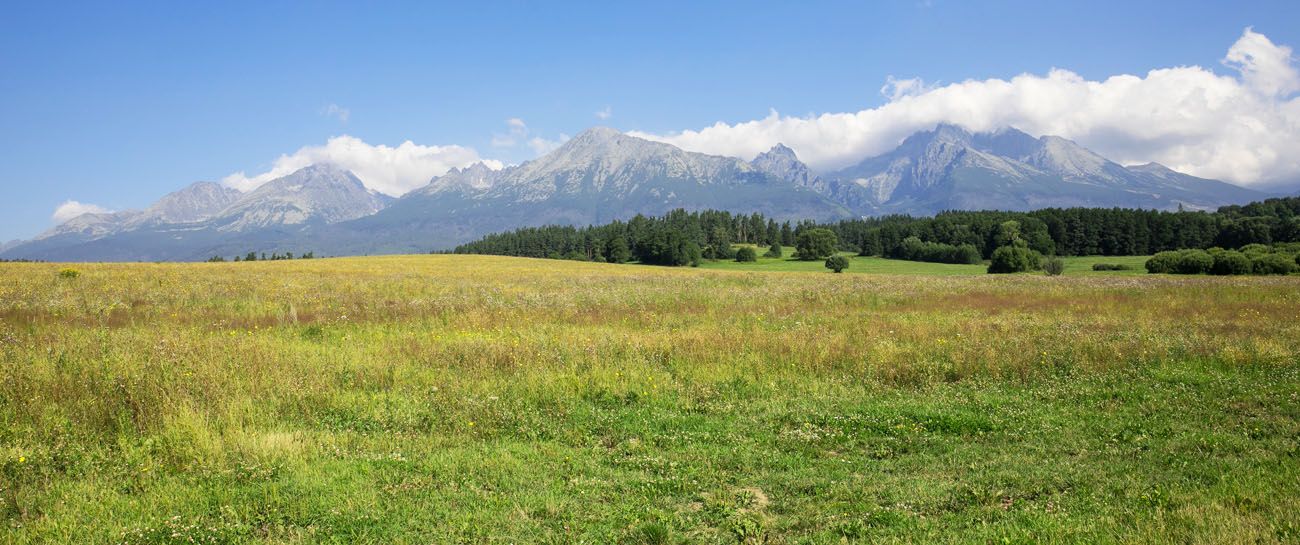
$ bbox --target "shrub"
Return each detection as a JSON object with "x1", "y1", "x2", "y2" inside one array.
[
  {"x1": 735, "y1": 247, "x2": 757, "y2": 262},
  {"x1": 1043, "y1": 257, "x2": 1065, "y2": 276},
  {"x1": 1251, "y1": 253, "x2": 1297, "y2": 275},
  {"x1": 987, "y1": 246, "x2": 1039, "y2": 274},
  {"x1": 1173, "y1": 249, "x2": 1213, "y2": 274},
  {"x1": 1238, "y1": 243, "x2": 1272, "y2": 259},
  {"x1": 1147, "y1": 249, "x2": 1214, "y2": 274},
  {"x1": 1092, "y1": 263, "x2": 1133, "y2": 271},
  {"x1": 824, "y1": 255, "x2": 850, "y2": 273},
  {"x1": 1145, "y1": 251, "x2": 1179, "y2": 274},
  {"x1": 1210, "y1": 251, "x2": 1252, "y2": 275},
  {"x1": 58, "y1": 268, "x2": 80, "y2": 279},
  {"x1": 795, "y1": 228, "x2": 838, "y2": 261},
  {"x1": 764, "y1": 242, "x2": 783, "y2": 259}
]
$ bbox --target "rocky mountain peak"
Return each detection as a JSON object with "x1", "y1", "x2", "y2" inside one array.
[
  {"x1": 144, "y1": 181, "x2": 242, "y2": 224},
  {"x1": 762, "y1": 143, "x2": 798, "y2": 159},
  {"x1": 214, "y1": 164, "x2": 388, "y2": 231},
  {"x1": 751, "y1": 143, "x2": 821, "y2": 190}
]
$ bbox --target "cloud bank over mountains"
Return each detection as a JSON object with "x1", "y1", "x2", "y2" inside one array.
[
  {"x1": 52, "y1": 200, "x2": 113, "y2": 223},
  {"x1": 633, "y1": 28, "x2": 1300, "y2": 188},
  {"x1": 219, "y1": 136, "x2": 502, "y2": 197},
  {"x1": 53, "y1": 28, "x2": 1300, "y2": 225}
]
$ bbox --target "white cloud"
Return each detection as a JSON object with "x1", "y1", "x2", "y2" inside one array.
[
  {"x1": 1224, "y1": 27, "x2": 1300, "y2": 97},
  {"x1": 528, "y1": 133, "x2": 570, "y2": 156},
  {"x1": 492, "y1": 117, "x2": 531, "y2": 147},
  {"x1": 322, "y1": 103, "x2": 350, "y2": 123},
  {"x1": 490, "y1": 118, "x2": 568, "y2": 157},
  {"x1": 596, "y1": 106, "x2": 612, "y2": 120},
  {"x1": 879, "y1": 76, "x2": 934, "y2": 101},
  {"x1": 221, "y1": 136, "x2": 502, "y2": 196},
  {"x1": 52, "y1": 200, "x2": 112, "y2": 223},
  {"x1": 632, "y1": 28, "x2": 1300, "y2": 187}
]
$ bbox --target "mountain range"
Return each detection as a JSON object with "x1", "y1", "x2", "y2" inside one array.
[{"x1": 2, "y1": 124, "x2": 1267, "y2": 261}]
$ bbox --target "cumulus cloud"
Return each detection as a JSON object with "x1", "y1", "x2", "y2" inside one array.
[
  {"x1": 528, "y1": 133, "x2": 571, "y2": 156},
  {"x1": 322, "y1": 103, "x2": 350, "y2": 123},
  {"x1": 632, "y1": 28, "x2": 1300, "y2": 187},
  {"x1": 52, "y1": 200, "x2": 112, "y2": 223},
  {"x1": 221, "y1": 136, "x2": 502, "y2": 196},
  {"x1": 489, "y1": 118, "x2": 569, "y2": 157},
  {"x1": 596, "y1": 106, "x2": 612, "y2": 120},
  {"x1": 879, "y1": 76, "x2": 934, "y2": 101},
  {"x1": 492, "y1": 117, "x2": 531, "y2": 147}
]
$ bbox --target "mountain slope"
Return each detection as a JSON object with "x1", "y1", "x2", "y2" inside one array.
[
  {"x1": 823, "y1": 124, "x2": 1264, "y2": 215},
  {"x1": 4, "y1": 165, "x2": 393, "y2": 261},
  {"x1": 0, "y1": 125, "x2": 1269, "y2": 262},
  {"x1": 140, "y1": 181, "x2": 243, "y2": 225},
  {"x1": 336, "y1": 127, "x2": 851, "y2": 252},
  {"x1": 212, "y1": 164, "x2": 390, "y2": 232}
]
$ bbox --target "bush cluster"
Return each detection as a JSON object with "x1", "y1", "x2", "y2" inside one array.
[
  {"x1": 1091, "y1": 263, "x2": 1134, "y2": 271},
  {"x1": 735, "y1": 247, "x2": 758, "y2": 262},
  {"x1": 1252, "y1": 253, "x2": 1298, "y2": 275},
  {"x1": 988, "y1": 246, "x2": 1042, "y2": 274},
  {"x1": 1147, "y1": 246, "x2": 1298, "y2": 275}
]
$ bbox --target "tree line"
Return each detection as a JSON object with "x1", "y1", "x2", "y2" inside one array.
[
  {"x1": 208, "y1": 251, "x2": 316, "y2": 262},
  {"x1": 450, "y1": 197, "x2": 1300, "y2": 266},
  {"x1": 452, "y1": 210, "x2": 812, "y2": 266}
]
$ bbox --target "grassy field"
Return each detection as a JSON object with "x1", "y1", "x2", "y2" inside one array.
[
  {"x1": 697, "y1": 247, "x2": 1150, "y2": 276},
  {"x1": 2, "y1": 255, "x2": 1298, "y2": 543}
]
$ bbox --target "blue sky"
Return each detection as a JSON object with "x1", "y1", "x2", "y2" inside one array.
[{"x1": 2, "y1": 1, "x2": 1299, "y2": 241}]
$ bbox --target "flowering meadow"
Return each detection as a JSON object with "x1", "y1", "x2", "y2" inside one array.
[{"x1": 1, "y1": 255, "x2": 1297, "y2": 543}]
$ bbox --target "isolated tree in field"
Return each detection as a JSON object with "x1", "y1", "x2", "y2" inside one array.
[
  {"x1": 764, "y1": 241, "x2": 783, "y2": 258},
  {"x1": 825, "y1": 255, "x2": 849, "y2": 273},
  {"x1": 987, "y1": 220, "x2": 1043, "y2": 273},
  {"x1": 735, "y1": 247, "x2": 757, "y2": 262},
  {"x1": 988, "y1": 245, "x2": 1039, "y2": 273},
  {"x1": 795, "y1": 228, "x2": 838, "y2": 260}
]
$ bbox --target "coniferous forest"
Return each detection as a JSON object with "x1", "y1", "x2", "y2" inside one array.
[{"x1": 451, "y1": 197, "x2": 1300, "y2": 265}]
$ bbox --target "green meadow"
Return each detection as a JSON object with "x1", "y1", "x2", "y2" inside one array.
[
  {"x1": 697, "y1": 247, "x2": 1151, "y2": 276},
  {"x1": 2, "y1": 255, "x2": 1297, "y2": 543}
]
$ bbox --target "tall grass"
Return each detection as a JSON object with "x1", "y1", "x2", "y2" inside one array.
[{"x1": 1, "y1": 255, "x2": 1297, "y2": 543}]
